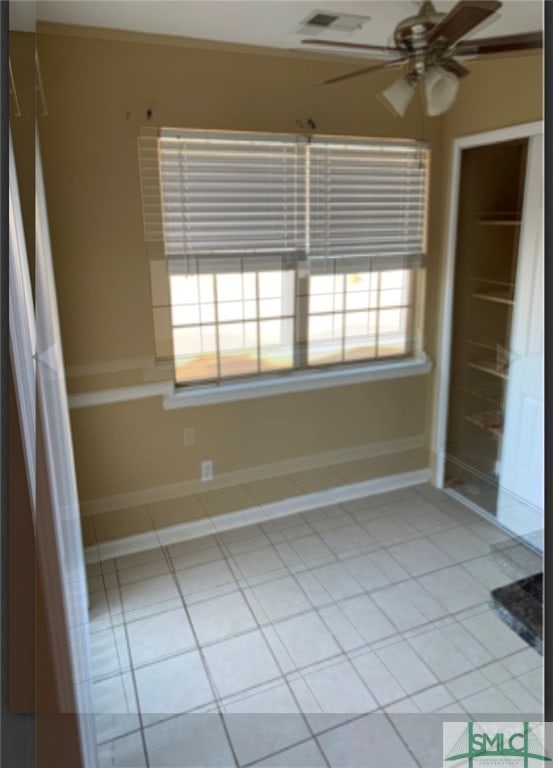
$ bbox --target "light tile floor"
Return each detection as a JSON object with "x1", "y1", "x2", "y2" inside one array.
[{"x1": 88, "y1": 484, "x2": 544, "y2": 768}]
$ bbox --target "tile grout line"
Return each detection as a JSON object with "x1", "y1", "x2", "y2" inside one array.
[
  {"x1": 158, "y1": 542, "x2": 242, "y2": 768},
  {"x1": 174, "y1": 534, "x2": 329, "y2": 759},
  {"x1": 87, "y1": 485, "x2": 543, "y2": 760},
  {"x1": 88, "y1": 541, "x2": 537, "y2": 681},
  {"x1": 113, "y1": 564, "x2": 152, "y2": 768}
]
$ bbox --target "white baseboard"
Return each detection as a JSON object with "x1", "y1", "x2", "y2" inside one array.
[
  {"x1": 80, "y1": 434, "x2": 426, "y2": 517},
  {"x1": 84, "y1": 467, "x2": 430, "y2": 562}
]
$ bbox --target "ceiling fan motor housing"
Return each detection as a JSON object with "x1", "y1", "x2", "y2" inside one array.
[{"x1": 393, "y1": 2, "x2": 445, "y2": 56}]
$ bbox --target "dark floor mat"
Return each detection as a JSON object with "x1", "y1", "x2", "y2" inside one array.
[{"x1": 491, "y1": 573, "x2": 543, "y2": 655}]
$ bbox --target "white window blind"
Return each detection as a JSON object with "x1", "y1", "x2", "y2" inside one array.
[
  {"x1": 138, "y1": 128, "x2": 429, "y2": 371},
  {"x1": 308, "y1": 138, "x2": 429, "y2": 273},
  {"x1": 158, "y1": 129, "x2": 307, "y2": 274}
]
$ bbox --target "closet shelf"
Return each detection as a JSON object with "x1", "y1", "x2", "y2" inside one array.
[
  {"x1": 465, "y1": 410, "x2": 504, "y2": 439},
  {"x1": 469, "y1": 360, "x2": 509, "y2": 380},
  {"x1": 473, "y1": 277, "x2": 514, "y2": 288},
  {"x1": 462, "y1": 386, "x2": 503, "y2": 406},
  {"x1": 478, "y1": 211, "x2": 522, "y2": 226},
  {"x1": 467, "y1": 339, "x2": 497, "y2": 352},
  {"x1": 473, "y1": 288, "x2": 515, "y2": 305}
]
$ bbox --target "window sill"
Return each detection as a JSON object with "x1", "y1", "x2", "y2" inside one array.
[{"x1": 163, "y1": 354, "x2": 433, "y2": 410}]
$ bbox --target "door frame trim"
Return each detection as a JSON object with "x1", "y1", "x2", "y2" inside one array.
[
  {"x1": 9, "y1": 128, "x2": 99, "y2": 767},
  {"x1": 431, "y1": 120, "x2": 543, "y2": 488},
  {"x1": 8, "y1": 131, "x2": 36, "y2": 511}
]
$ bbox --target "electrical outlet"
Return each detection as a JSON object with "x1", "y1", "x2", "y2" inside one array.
[
  {"x1": 201, "y1": 460, "x2": 213, "y2": 482},
  {"x1": 183, "y1": 428, "x2": 196, "y2": 447}
]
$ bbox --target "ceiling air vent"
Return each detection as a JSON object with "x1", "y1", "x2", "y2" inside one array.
[
  {"x1": 308, "y1": 13, "x2": 339, "y2": 28},
  {"x1": 296, "y1": 10, "x2": 371, "y2": 37}
]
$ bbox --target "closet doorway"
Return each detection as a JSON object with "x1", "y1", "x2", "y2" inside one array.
[{"x1": 435, "y1": 122, "x2": 543, "y2": 551}]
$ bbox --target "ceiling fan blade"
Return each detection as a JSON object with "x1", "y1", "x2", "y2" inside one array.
[
  {"x1": 427, "y1": 0, "x2": 502, "y2": 47},
  {"x1": 321, "y1": 59, "x2": 406, "y2": 87},
  {"x1": 302, "y1": 39, "x2": 400, "y2": 56},
  {"x1": 438, "y1": 57, "x2": 470, "y2": 78},
  {"x1": 453, "y1": 31, "x2": 543, "y2": 56}
]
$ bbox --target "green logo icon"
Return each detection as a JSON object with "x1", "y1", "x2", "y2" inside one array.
[{"x1": 445, "y1": 722, "x2": 551, "y2": 766}]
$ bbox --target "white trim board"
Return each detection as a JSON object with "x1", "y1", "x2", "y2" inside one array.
[
  {"x1": 8, "y1": 132, "x2": 37, "y2": 512},
  {"x1": 68, "y1": 355, "x2": 432, "y2": 410},
  {"x1": 431, "y1": 120, "x2": 543, "y2": 488},
  {"x1": 68, "y1": 381, "x2": 172, "y2": 409},
  {"x1": 80, "y1": 433, "x2": 426, "y2": 516},
  {"x1": 85, "y1": 467, "x2": 430, "y2": 563},
  {"x1": 164, "y1": 355, "x2": 432, "y2": 409}
]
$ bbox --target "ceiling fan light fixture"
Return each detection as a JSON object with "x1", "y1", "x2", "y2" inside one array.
[
  {"x1": 424, "y1": 65, "x2": 459, "y2": 116},
  {"x1": 379, "y1": 74, "x2": 417, "y2": 117}
]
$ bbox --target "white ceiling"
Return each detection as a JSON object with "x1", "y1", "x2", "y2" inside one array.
[{"x1": 13, "y1": 1, "x2": 544, "y2": 56}]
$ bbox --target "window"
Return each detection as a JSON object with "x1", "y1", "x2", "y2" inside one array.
[
  {"x1": 139, "y1": 129, "x2": 428, "y2": 387},
  {"x1": 307, "y1": 269, "x2": 413, "y2": 366},
  {"x1": 170, "y1": 269, "x2": 296, "y2": 383}
]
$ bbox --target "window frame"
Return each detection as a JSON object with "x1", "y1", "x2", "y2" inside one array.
[
  {"x1": 138, "y1": 127, "x2": 430, "y2": 394},
  {"x1": 168, "y1": 263, "x2": 419, "y2": 389}
]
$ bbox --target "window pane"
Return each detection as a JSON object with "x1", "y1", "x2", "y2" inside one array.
[
  {"x1": 378, "y1": 307, "x2": 408, "y2": 356},
  {"x1": 280, "y1": 272, "x2": 296, "y2": 315},
  {"x1": 380, "y1": 269, "x2": 410, "y2": 307},
  {"x1": 259, "y1": 318, "x2": 293, "y2": 371},
  {"x1": 310, "y1": 293, "x2": 335, "y2": 314},
  {"x1": 310, "y1": 274, "x2": 340, "y2": 295},
  {"x1": 172, "y1": 304, "x2": 200, "y2": 326},
  {"x1": 308, "y1": 313, "x2": 343, "y2": 341},
  {"x1": 173, "y1": 325, "x2": 218, "y2": 383},
  {"x1": 258, "y1": 271, "x2": 283, "y2": 299},
  {"x1": 172, "y1": 268, "x2": 295, "y2": 384},
  {"x1": 218, "y1": 300, "x2": 244, "y2": 322},
  {"x1": 259, "y1": 298, "x2": 284, "y2": 318},
  {"x1": 173, "y1": 325, "x2": 201, "y2": 357},
  {"x1": 244, "y1": 299, "x2": 257, "y2": 320},
  {"x1": 199, "y1": 275, "x2": 215, "y2": 303},
  {"x1": 346, "y1": 289, "x2": 370, "y2": 311},
  {"x1": 219, "y1": 322, "x2": 246, "y2": 352},
  {"x1": 200, "y1": 303, "x2": 215, "y2": 323},
  {"x1": 307, "y1": 267, "x2": 413, "y2": 369},
  {"x1": 380, "y1": 270, "x2": 406, "y2": 290},
  {"x1": 308, "y1": 313, "x2": 343, "y2": 365},
  {"x1": 346, "y1": 273, "x2": 372, "y2": 292},
  {"x1": 170, "y1": 274, "x2": 199, "y2": 305},
  {"x1": 243, "y1": 274, "x2": 256, "y2": 300},
  {"x1": 345, "y1": 273, "x2": 371, "y2": 311},
  {"x1": 379, "y1": 307, "x2": 403, "y2": 334},
  {"x1": 345, "y1": 310, "x2": 370, "y2": 338},
  {"x1": 379, "y1": 289, "x2": 403, "y2": 308},
  {"x1": 219, "y1": 321, "x2": 258, "y2": 377},
  {"x1": 217, "y1": 273, "x2": 243, "y2": 302},
  {"x1": 345, "y1": 311, "x2": 377, "y2": 362}
]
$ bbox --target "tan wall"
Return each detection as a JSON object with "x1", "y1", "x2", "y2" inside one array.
[
  {"x1": 36, "y1": 27, "x2": 444, "y2": 372},
  {"x1": 71, "y1": 376, "x2": 428, "y2": 502},
  {"x1": 36, "y1": 26, "x2": 440, "y2": 506},
  {"x1": 35, "y1": 25, "x2": 542, "y2": 510},
  {"x1": 441, "y1": 54, "x2": 542, "y2": 138}
]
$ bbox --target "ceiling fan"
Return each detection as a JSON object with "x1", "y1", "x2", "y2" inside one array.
[{"x1": 302, "y1": 0, "x2": 543, "y2": 117}]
